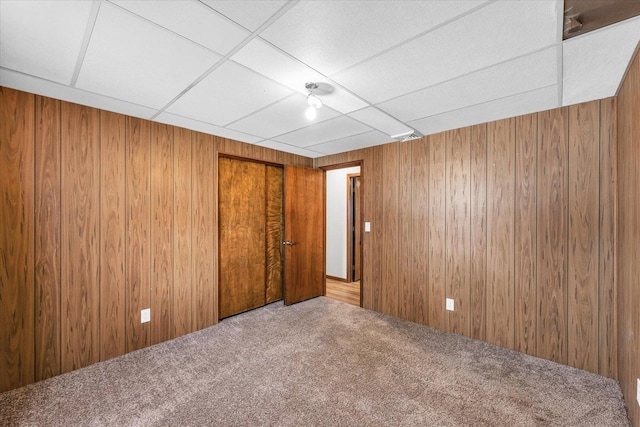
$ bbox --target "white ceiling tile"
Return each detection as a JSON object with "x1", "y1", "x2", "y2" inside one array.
[
  {"x1": 155, "y1": 111, "x2": 263, "y2": 144},
  {"x1": 379, "y1": 46, "x2": 559, "y2": 123},
  {"x1": 348, "y1": 107, "x2": 412, "y2": 137},
  {"x1": 166, "y1": 61, "x2": 292, "y2": 126},
  {"x1": 201, "y1": 0, "x2": 287, "y2": 31},
  {"x1": 257, "y1": 140, "x2": 322, "y2": 158},
  {"x1": 321, "y1": 86, "x2": 369, "y2": 114},
  {"x1": 231, "y1": 38, "x2": 326, "y2": 93},
  {"x1": 307, "y1": 131, "x2": 393, "y2": 155},
  {"x1": 227, "y1": 94, "x2": 341, "y2": 139},
  {"x1": 111, "y1": 0, "x2": 249, "y2": 55},
  {"x1": 0, "y1": 68, "x2": 158, "y2": 120},
  {"x1": 563, "y1": 15, "x2": 640, "y2": 106},
  {"x1": 409, "y1": 85, "x2": 559, "y2": 136},
  {"x1": 0, "y1": 0, "x2": 94, "y2": 84},
  {"x1": 231, "y1": 39, "x2": 368, "y2": 113},
  {"x1": 332, "y1": 0, "x2": 561, "y2": 104},
  {"x1": 75, "y1": 2, "x2": 220, "y2": 109},
  {"x1": 274, "y1": 116, "x2": 373, "y2": 148},
  {"x1": 261, "y1": 1, "x2": 488, "y2": 75}
]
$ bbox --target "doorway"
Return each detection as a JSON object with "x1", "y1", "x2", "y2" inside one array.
[{"x1": 323, "y1": 162, "x2": 363, "y2": 307}]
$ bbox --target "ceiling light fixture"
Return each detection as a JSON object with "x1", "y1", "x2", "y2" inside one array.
[{"x1": 305, "y1": 82, "x2": 323, "y2": 120}]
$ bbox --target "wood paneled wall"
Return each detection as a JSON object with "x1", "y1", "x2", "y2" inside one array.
[
  {"x1": 0, "y1": 87, "x2": 312, "y2": 392},
  {"x1": 315, "y1": 98, "x2": 618, "y2": 379},
  {"x1": 617, "y1": 46, "x2": 640, "y2": 426}
]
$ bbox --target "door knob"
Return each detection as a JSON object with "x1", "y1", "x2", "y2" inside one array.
[{"x1": 282, "y1": 241, "x2": 297, "y2": 246}]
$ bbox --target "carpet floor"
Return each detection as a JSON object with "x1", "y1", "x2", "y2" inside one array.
[{"x1": 0, "y1": 297, "x2": 630, "y2": 426}]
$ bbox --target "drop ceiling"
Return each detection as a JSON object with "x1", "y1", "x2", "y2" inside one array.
[{"x1": 1, "y1": 0, "x2": 639, "y2": 158}]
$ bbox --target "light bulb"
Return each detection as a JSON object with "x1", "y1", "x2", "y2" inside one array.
[{"x1": 305, "y1": 106, "x2": 318, "y2": 120}]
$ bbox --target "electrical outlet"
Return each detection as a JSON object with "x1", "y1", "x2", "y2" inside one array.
[
  {"x1": 637, "y1": 378, "x2": 640, "y2": 406},
  {"x1": 364, "y1": 222, "x2": 371, "y2": 232},
  {"x1": 141, "y1": 308, "x2": 150, "y2": 323},
  {"x1": 446, "y1": 298, "x2": 454, "y2": 311}
]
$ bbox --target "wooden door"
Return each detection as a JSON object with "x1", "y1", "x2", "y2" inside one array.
[
  {"x1": 284, "y1": 166, "x2": 325, "y2": 305},
  {"x1": 218, "y1": 158, "x2": 267, "y2": 318}
]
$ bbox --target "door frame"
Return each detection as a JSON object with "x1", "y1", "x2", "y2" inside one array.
[
  {"x1": 320, "y1": 160, "x2": 364, "y2": 307},
  {"x1": 346, "y1": 173, "x2": 361, "y2": 283}
]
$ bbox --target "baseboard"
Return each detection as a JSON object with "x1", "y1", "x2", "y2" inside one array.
[{"x1": 326, "y1": 275, "x2": 348, "y2": 283}]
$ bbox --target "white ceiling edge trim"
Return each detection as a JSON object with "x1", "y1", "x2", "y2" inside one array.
[
  {"x1": 256, "y1": 140, "x2": 324, "y2": 158},
  {"x1": 155, "y1": 111, "x2": 263, "y2": 144},
  {"x1": 0, "y1": 67, "x2": 157, "y2": 120}
]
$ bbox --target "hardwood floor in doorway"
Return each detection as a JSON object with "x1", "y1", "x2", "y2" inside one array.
[{"x1": 325, "y1": 278, "x2": 360, "y2": 306}]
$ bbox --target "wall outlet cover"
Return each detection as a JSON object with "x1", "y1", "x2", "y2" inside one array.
[
  {"x1": 141, "y1": 308, "x2": 151, "y2": 323},
  {"x1": 364, "y1": 222, "x2": 371, "y2": 232},
  {"x1": 446, "y1": 298, "x2": 454, "y2": 311}
]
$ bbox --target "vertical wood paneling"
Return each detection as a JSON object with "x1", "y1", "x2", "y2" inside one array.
[
  {"x1": 616, "y1": 46, "x2": 640, "y2": 426},
  {"x1": 411, "y1": 138, "x2": 429, "y2": 325},
  {"x1": 61, "y1": 101, "x2": 100, "y2": 373},
  {"x1": 598, "y1": 98, "x2": 617, "y2": 378},
  {"x1": 537, "y1": 107, "x2": 569, "y2": 364},
  {"x1": 35, "y1": 95, "x2": 61, "y2": 380},
  {"x1": 514, "y1": 113, "x2": 538, "y2": 355},
  {"x1": 151, "y1": 122, "x2": 174, "y2": 344},
  {"x1": 445, "y1": 128, "x2": 470, "y2": 336},
  {"x1": 381, "y1": 143, "x2": 399, "y2": 317},
  {"x1": 398, "y1": 142, "x2": 412, "y2": 321},
  {"x1": 369, "y1": 148, "x2": 384, "y2": 312},
  {"x1": 428, "y1": 132, "x2": 446, "y2": 330},
  {"x1": 568, "y1": 102, "x2": 599, "y2": 372},
  {"x1": 0, "y1": 88, "x2": 35, "y2": 392},
  {"x1": 193, "y1": 133, "x2": 216, "y2": 329},
  {"x1": 125, "y1": 116, "x2": 151, "y2": 352},
  {"x1": 487, "y1": 118, "x2": 515, "y2": 349},
  {"x1": 99, "y1": 111, "x2": 126, "y2": 361},
  {"x1": 469, "y1": 124, "x2": 487, "y2": 341},
  {"x1": 173, "y1": 127, "x2": 193, "y2": 338}
]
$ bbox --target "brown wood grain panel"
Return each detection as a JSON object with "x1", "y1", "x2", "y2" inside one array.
[
  {"x1": 445, "y1": 128, "x2": 471, "y2": 336},
  {"x1": 99, "y1": 110, "x2": 126, "y2": 361},
  {"x1": 173, "y1": 127, "x2": 193, "y2": 338},
  {"x1": 536, "y1": 107, "x2": 569, "y2": 365},
  {"x1": 428, "y1": 132, "x2": 446, "y2": 330},
  {"x1": 381, "y1": 143, "x2": 399, "y2": 317},
  {"x1": 616, "y1": 44, "x2": 640, "y2": 425},
  {"x1": 61, "y1": 101, "x2": 100, "y2": 372},
  {"x1": 125, "y1": 116, "x2": 151, "y2": 352},
  {"x1": 598, "y1": 97, "x2": 617, "y2": 378},
  {"x1": 398, "y1": 142, "x2": 412, "y2": 321},
  {"x1": 411, "y1": 138, "x2": 429, "y2": 325},
  {"x1": 150, "y1": 122, "x2": 174, "y2": 344},
  {"x1": 35, "y1": 95, "x2": 61, "y2": 380},
  {"x1": 193, "y1": 133, "x2": 216, "y2": 329},
  {"x1": 265, "y1": 165, "x2": 284, "y2": 303},
  {"x1": 0, "y1": 88, "x2": 35, "y2": 392},
  {"x1": 487, "y1": 118, "x2": 515, "y2": 349},
  {"x1": 369, "y1": 149, "x2": 384, "y2": 312},
  {"x1": 469, "y1": 124, "x2": 487, "y2": 341},
  {"x1": 218, "y1": 158, "x2": 266, "y2": 318},
  {"x1": 515, "y1": 113, "x2": 537, "y2": 355},
  {"x1": 568, "y1": 101, "x2": 599, "y2": 372}
]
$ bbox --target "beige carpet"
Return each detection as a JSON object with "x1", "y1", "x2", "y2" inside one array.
[{"x1": 0, "y1": 297, "x2": 630, "y2": 426}]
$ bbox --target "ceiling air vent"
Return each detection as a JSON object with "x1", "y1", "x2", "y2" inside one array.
[{"x1": 391, "y1": 130, "x2": 423, "y2": 142}]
